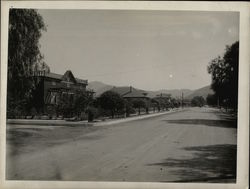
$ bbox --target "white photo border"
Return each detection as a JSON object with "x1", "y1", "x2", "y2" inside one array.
[{"x1": 1, "y1": 1, "x2": 249, "y2": 189}]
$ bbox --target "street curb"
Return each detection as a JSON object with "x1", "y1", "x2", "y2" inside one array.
[
  {"x1": 6, "y1": 108, "x2": 185, "y2": 127},
  {"x1": 6, "y1": 119, "x2": 93, "y2": 127},
  {"x1": 94, "y1": 109, "x2": 185, "y2": 127}
]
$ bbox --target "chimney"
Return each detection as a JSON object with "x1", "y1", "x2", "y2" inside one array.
[{"x1": 130, "y1": 86, "x2": 132, "y2": 92}]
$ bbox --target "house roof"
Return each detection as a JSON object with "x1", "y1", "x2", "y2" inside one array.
[
  {"x1": 111, "y1": 86, "x2": 148, "y2": 98},
  {"x1": 111, "y1": 86, "x2": 132, "y2": 96},
  {"x1": 42, "y1": 71, "x2": 88, "y2": 85},
  {"x1": 123, "y1": 90, "x2": 148, "y2": 98},
  {"x1": 75, "y1": 78, "x2": 88, "y2": 84},
  {"x1": 45, "y1": 72, "x2": 62, "y2": 80},
  {"x1": 62, "y1": 70, "x2": 77, "y2": 83}
]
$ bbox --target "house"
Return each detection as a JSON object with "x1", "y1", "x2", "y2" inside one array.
[
  {"x1": 152, "y1": 93, "x2": 172, "y2": 111},
  {"x1": 109, "y1": 86, "x2": 150, "y2": 115},
  {"x1": 110, "y1": 86, "x2": 149, "y2": 100},
  {"x1": 32, "y1": 70, "x2": 91, "y2": 114},
  {"x1": 153, "y1": 93, "x2": 171, "y2": 103}
]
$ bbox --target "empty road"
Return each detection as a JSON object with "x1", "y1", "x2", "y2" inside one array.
[{"x1": 6, "y1": 107, "x2": 237, "y2": 182}]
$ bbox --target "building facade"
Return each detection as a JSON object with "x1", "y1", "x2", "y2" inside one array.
[{"x1": 32, "y1": 70, "x2": 89, "y2": 114}]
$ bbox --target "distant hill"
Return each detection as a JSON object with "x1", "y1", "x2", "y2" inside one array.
[
  {"x1": 186, "y1": 85, "x2": 214, "y2": 100},
  {"x1": 87, "y1": 81, "x2": 113, "y2": 96},
  {"x1": 88, "y1": 81, "x2": 214, "y2": 100},
  {"x1": 88, "y1": 81, "x2": 147, "y2": 97},
  {"x1": 146, "y1": 89, "x2": 193, "y2": 99}
]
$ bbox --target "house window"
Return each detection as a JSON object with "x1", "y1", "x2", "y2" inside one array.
[
  {"x1": 45, "y1": 91, "x2": 58, "y2": 105},
  {"x1": 50, "y1": 92, "x2": 56, "y2": 104},
  {"x1": 52, "y1": 81, "x2": 56, "y2": 86}
]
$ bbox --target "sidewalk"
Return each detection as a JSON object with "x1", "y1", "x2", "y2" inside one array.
[
  {"x1": 95, "y1": 108, "x2": 184, "y2": 126},
  {"x1": 7, "y1": 108, "x2": 185, "y2": 127}
]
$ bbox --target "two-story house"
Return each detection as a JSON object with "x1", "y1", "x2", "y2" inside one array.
[{"x1": 32, "y1": 70, "x2": 89, "y2": 114}]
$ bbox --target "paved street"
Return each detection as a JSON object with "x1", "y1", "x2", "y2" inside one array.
[{"x1": 6, "y1": 107, "x2": 237, "y2": 182}]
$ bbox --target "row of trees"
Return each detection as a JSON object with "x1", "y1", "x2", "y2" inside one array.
[
  {"x1": 207, "y1": 41, "x2": 239, "y2": 110},
  {"x1": 53, "y1": 90, "x2": 182, "y2": 121}
]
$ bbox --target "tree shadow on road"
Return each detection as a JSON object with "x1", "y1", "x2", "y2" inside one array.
[
  {"x1": 163, "y1": 108, "x2": 237, "y2": 129},
  {"x1": 6, "y1": 126, "x2": 104, "y2": 156},
  {"x1": 163, "y1": 119, "x2": 237, "y2": 128},
  {"x1": 147, "y1": 144, "x2": 237, "y2": 183}
]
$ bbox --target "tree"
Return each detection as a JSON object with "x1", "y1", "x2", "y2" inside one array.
[
  {"x1": 124, "y1": 99, "x2": 135, "y2": 117},
  {"x1": 7, "y1": 9, "x2": 46, "y2": 116},
  {"x1": 157, "y1": 97, "x2": 170, "y2": 111},
  {"x1": 151, "y1": 99, "x2": 160, "y2": 112},
  {"x1": 74, "y1": 92, "x2": 93, "y2": 118},
  {"x1": 191, "y1": 96, "x2": 206, "y2": 107},
  {"x1": 56, "y1": 93, "x2": 74, "y2": 118},
  {"x1": 170, "y1": 98, "x2": 180, "y2": 108},
  {"x1": 206, "y1": 94, "x2": 217, "y2": 106},
  {"x1": 207, "y1": 41, "x2": 239, "y2": 110},
  {"x1": 98, "y1": 91, "x2": 125, "y2": 118},
  {"x1": 132, "y1": 99, "x2": 146, "y2": 115}
]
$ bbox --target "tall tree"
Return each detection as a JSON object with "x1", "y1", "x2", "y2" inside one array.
[
  {"x1": 7, "y1": 9, "x2": 46, "y2": 115},
  {"x1": 207, "y1": 41, "x2": 239, "y2": 109},
  {"x1": 206, "y1": 94, "x2": 218, "y2": 106},
  {"x1": 98, "y1": 91, "x2": 125, "y2": 118}
]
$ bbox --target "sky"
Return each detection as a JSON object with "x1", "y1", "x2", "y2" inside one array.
[{"x1": 38, "y1": 10, "x2": 239, "y2": 91}]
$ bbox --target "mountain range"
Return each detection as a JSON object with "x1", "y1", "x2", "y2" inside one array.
[{"x1": 87, "y1": 81, "x2": 214, "y2": 100}]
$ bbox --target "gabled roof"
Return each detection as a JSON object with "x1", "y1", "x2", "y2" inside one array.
[
  {"x1": 62, "y1": 70, "x2": 77, "y2": 83},
  {"x1": 111, "y1": 86, "x2": 132, "y2": 96},
  {"x1": 110, "y1": 86, "x2": 148, "y2": 98},
  {"x1": 42, "y1": 71, "x2": 88, "y2": 85},
  {"x1": 123, "y1": 90, "x2": 148, "y2": 98}
]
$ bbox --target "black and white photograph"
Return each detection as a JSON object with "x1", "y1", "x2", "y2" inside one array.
[{"x1": 1, "y1": 1, "x2": 249, "y2": 189}]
